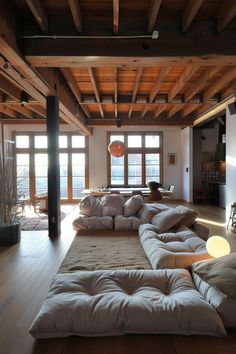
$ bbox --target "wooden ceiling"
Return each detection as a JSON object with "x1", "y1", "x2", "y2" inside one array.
[{"x1": 0, "y1": 0, "x2": 236, "y2": 134}]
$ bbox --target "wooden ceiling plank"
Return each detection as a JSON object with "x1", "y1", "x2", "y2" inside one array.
[
  {"x1": 185, "y1": 66, "x2": 220, "y2": 102},
  {"x1": 68, "y1": 0, "x2": 82, "y2": 32},
  {"x1": 0, "y1": 73, "x2": 21, "y2": 101},
  {"x1": 60, "y1": 67, "x2": 90, "y2": 117},
  {"x1": 203, "y1": 67, "x2": 236, "y2": 101},
  {"x1": 128, "y1": 67, "x2": 143, "y2": 118},
  {"x1": 25, "y1": 0, "x2": 48, "y2": 32},
  {"x1": 88, "y1": 68, "x2": 104, "y2": 118},
  {"x1": 168, "y1": 65, "x2": 199, "y2": 102},
  {"x1": 148, "y1": 0, "x2": 162, "y2": 33},
  {"x1": 113, "y1": 0, "x2": 119, "y2": 34},
  {"x1": 182, "y1": 0, "x2": 204, "y2": 32},
  {"x1": 217, "y1": 0, "x2": 236, "y2": 32},
  {"x1": 141, "y1": 66, "x2": 171, "y2": 118}
]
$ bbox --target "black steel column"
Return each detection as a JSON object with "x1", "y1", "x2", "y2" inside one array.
[{"x1": 47, "y1": 96, "x2": 61, "y2": 237}]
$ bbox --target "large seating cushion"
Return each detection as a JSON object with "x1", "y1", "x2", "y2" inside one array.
[
  {"x1": 192, "y1": 270, "x2": 236, "y2": 328},
  {"x1": 124, "y1": 195, "x2": 144, "y2": 217},
  {"x1": 139, "y1": 224, "x2": 212, "y2": 269},
  {"x1": 151, "y1": 208, "x2": 185, "y2": 233},
  {"x1": 191, "y1": 253, "x2": 236, "y2": 298},
  {"x1": 79, "y1": 195, "x2": 103, "y2": 216},
  {"x1": 29, "y1": 269, "x2": 225, "y2": 338},
  {"x1": 101, "y1": 194, "x2": 125, "y2": 217},
  {"x1": 137, "y1": 204, "x2": 168, "y2": 223},
  {"x1": 176, "y1": 205, "x2": 199, "y2": 227},
  {"x1": 114, "y1": 215, "x2": 144, "y2": 231},
  {"x1": 73, "y1": 215, "x2": 113, "y2": 231}
]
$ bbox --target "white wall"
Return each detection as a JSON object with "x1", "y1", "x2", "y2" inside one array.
[
  {"x1": 89, "y1": 126, "x2": 183, "y2": 199},
  {"x1": 181, "y1": 127, "x2": 193, "y2": 202},
  {"x1": 5, "y1": 124, "x2": 184, "y2": 199},
  {"x1": 226, "y1": 106, "x2": 236, "y2": 216}
]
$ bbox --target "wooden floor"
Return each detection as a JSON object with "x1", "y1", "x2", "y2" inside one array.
[{"x1": 1, "y1": 202, "x2": 236, "y2": 354}]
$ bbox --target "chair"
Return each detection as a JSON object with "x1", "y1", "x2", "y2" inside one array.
[
  {"x1": 193, "y1": 189, "x2": 207, "y2": 203},
  {"x1": 147, "y1": 190, "x2": 162, "y2": 203},
  {"x1": 161, "y1": 185, "x2": 174, "y2": 202}
]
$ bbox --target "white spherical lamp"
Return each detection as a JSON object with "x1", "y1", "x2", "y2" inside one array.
[{"x1": 206, "y1": 236, "x2": 230, "y2": 258}]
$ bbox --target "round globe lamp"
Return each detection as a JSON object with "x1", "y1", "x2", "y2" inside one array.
[
  {"x1": 206, "y1": 236, "x2": 230, "y2": 258},
  {"x1": 108, "y1": 140, "x2": 126, "y2": 157}
]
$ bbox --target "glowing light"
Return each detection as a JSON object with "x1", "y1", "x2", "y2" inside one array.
[
  {"x1": 206, "y1": 236, "x2": 230, "y2": 258},
  {"x1": 108, "y1": 140, "x2": 126, "y2": 157},
  {"x1": 197, "y1": 217, "x2": 225, "y2": 227}
]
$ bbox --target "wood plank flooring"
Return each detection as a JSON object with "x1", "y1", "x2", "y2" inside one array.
[{"x1": 0, "y1": 202, "x2": 236, "y2": 354}]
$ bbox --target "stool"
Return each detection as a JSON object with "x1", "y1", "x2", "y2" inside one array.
[{"x1": 227, "y1": 203, "x2": 236, "y2": 228}]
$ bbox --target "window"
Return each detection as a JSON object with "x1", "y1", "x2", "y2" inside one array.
[
  {"x1": 15, "y1": 133, "x2": 88, "y2": 201},
  {"x1": 108, "y1": 132, "x2": 162, "y2": 186}
]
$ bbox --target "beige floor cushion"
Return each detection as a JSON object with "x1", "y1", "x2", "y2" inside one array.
[
  {"x1": 191, "y1": 254, "x2": 236, "y2": 327},
  {"x1": 139, "y1": 224, "x2": 212, "y2": 269},
  {"x1": 29, "y1": 269, "x2": 225, "y2": 338},
  {"x1": 73, "y1": 215, "x2": 113, "y2": 231}
]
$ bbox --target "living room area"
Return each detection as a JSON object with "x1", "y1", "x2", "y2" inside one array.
[{"x1": 1, "y1": 0, "x2": 236, "y2": 353}]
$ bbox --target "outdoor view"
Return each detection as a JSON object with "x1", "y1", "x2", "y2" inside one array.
[
  {"x1": 109, "y1": 133, "x2": 161, "y2": 186},
  {"x1": 15, "y1": 134, "x2": 86, "y2": 200}
]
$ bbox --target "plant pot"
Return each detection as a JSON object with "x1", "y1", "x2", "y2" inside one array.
[{"x1": 0, "y1": 222, "x2": 21, "y2": 246}]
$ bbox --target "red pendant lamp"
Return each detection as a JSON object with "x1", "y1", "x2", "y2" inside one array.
[{"x1": 108, "y1": 140, "x2": 126, "y2": 157}]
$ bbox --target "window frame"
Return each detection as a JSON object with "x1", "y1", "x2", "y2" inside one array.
[
  {"x1": 107, "y1": 131, "x2": 163, "y2": 187},
  {"x1": 13, "y1": 131, "x2": 89, "y2": 203}
]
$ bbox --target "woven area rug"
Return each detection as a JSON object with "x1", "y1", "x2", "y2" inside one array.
[{"x1": 20, "y1": 211, "x2": 67, "y2": 231}]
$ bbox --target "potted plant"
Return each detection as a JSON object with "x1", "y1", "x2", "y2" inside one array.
[{"x1": 0, "y1": 148, "x2": 21, "y2": 246}]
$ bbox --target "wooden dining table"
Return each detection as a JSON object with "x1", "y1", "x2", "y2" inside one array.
[{"x1": 81, "y1": 187, "x2": 174, "y2": 200}]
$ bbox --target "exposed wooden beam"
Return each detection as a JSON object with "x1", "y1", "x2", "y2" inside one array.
[
  {"x1": 167, "y1": 104, "x2": 184, "y2": 118},
  {"x1": 184, "y1": 67, "x2": 220, "y2": 102},
  {"x1": 217, "y1": 0, "x2": 236, "y2": 32},
  {"x1": 68, "y1": 0, "x2": 82, "y2": 32},
  {"x1": 113, "y1": 0, "x2": 119, "y2": 34},
  {"x1": 60, "y1": 67, "x2": 90, "y2": 117},
  {"x1": 148, "y1": 0, "x2": 162, "y2": 33},
  {"x1": 154, "y1": 104, "x2": 166, "y2": 118},
  {"x1": 182, "y1": 0, "x2": 204, "y2": 32},
  {"x1": 37, "y1": 67, "x2": 92, "y2": 134},
  {"x1": 4, "y1": 103, "x2": 34, "y2": 118},
  {"x1": 0, "y1": 105, "x2": 17, "y2": 118},
  {"x1": 88, "y1": 68, "x2": 104, "y2": 118},
  {"x1": 141, "y1": 66, "x2": 171, "y2": 118},
  {"x1": 203, "y1": 67, "x2": 236, "y2": 101},
  {"x1": 0, "y1": 1, "x2": 91, "y2": 135},
  {"x1": 87, "y1": 116, "x2": 190, "y2": 127},
  {"x1": 0, "y1": 57, "x2": 45, "y2": 103},
  {"x1": 25, "y1": 0, "x2": 48, "y2": 32},
  {"x1": 0, "y1": 73, "x2": 21, "y2": 101},
  {"x1": 168, "y1": 65, "x2": 199, "y2": 102},
  {"x1": 24, "y1": 36, "x2": 236, "y2": 68},
  {"x1": 128, "y1": 67, "x2": 143, "y2": 118},
  {"x1": 193, "y1": 95, "x2": 236, "y2": 126},
  {"x1": 114, "y1": 67, "x2": 118, "y2": 118},
  {"x1": 181, "y1": 104, "x2": 199, "y2": 118},
  {"x1": 26, "y1": 104, "x2": 46, "y2": 117}
]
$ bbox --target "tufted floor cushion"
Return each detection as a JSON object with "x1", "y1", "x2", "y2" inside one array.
[
  {"x1": 73, "y1": 215, "x2": 113, "y2": 231},
  {"x1": 29, "y1": 269, "x2": 225, "y2": 338},
  {"x1": 139, "y1": 224, "x2": 212, "y2": 269},
  {"x1": 114, "y1": 215, "x2": 144, "y2": 231}
]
